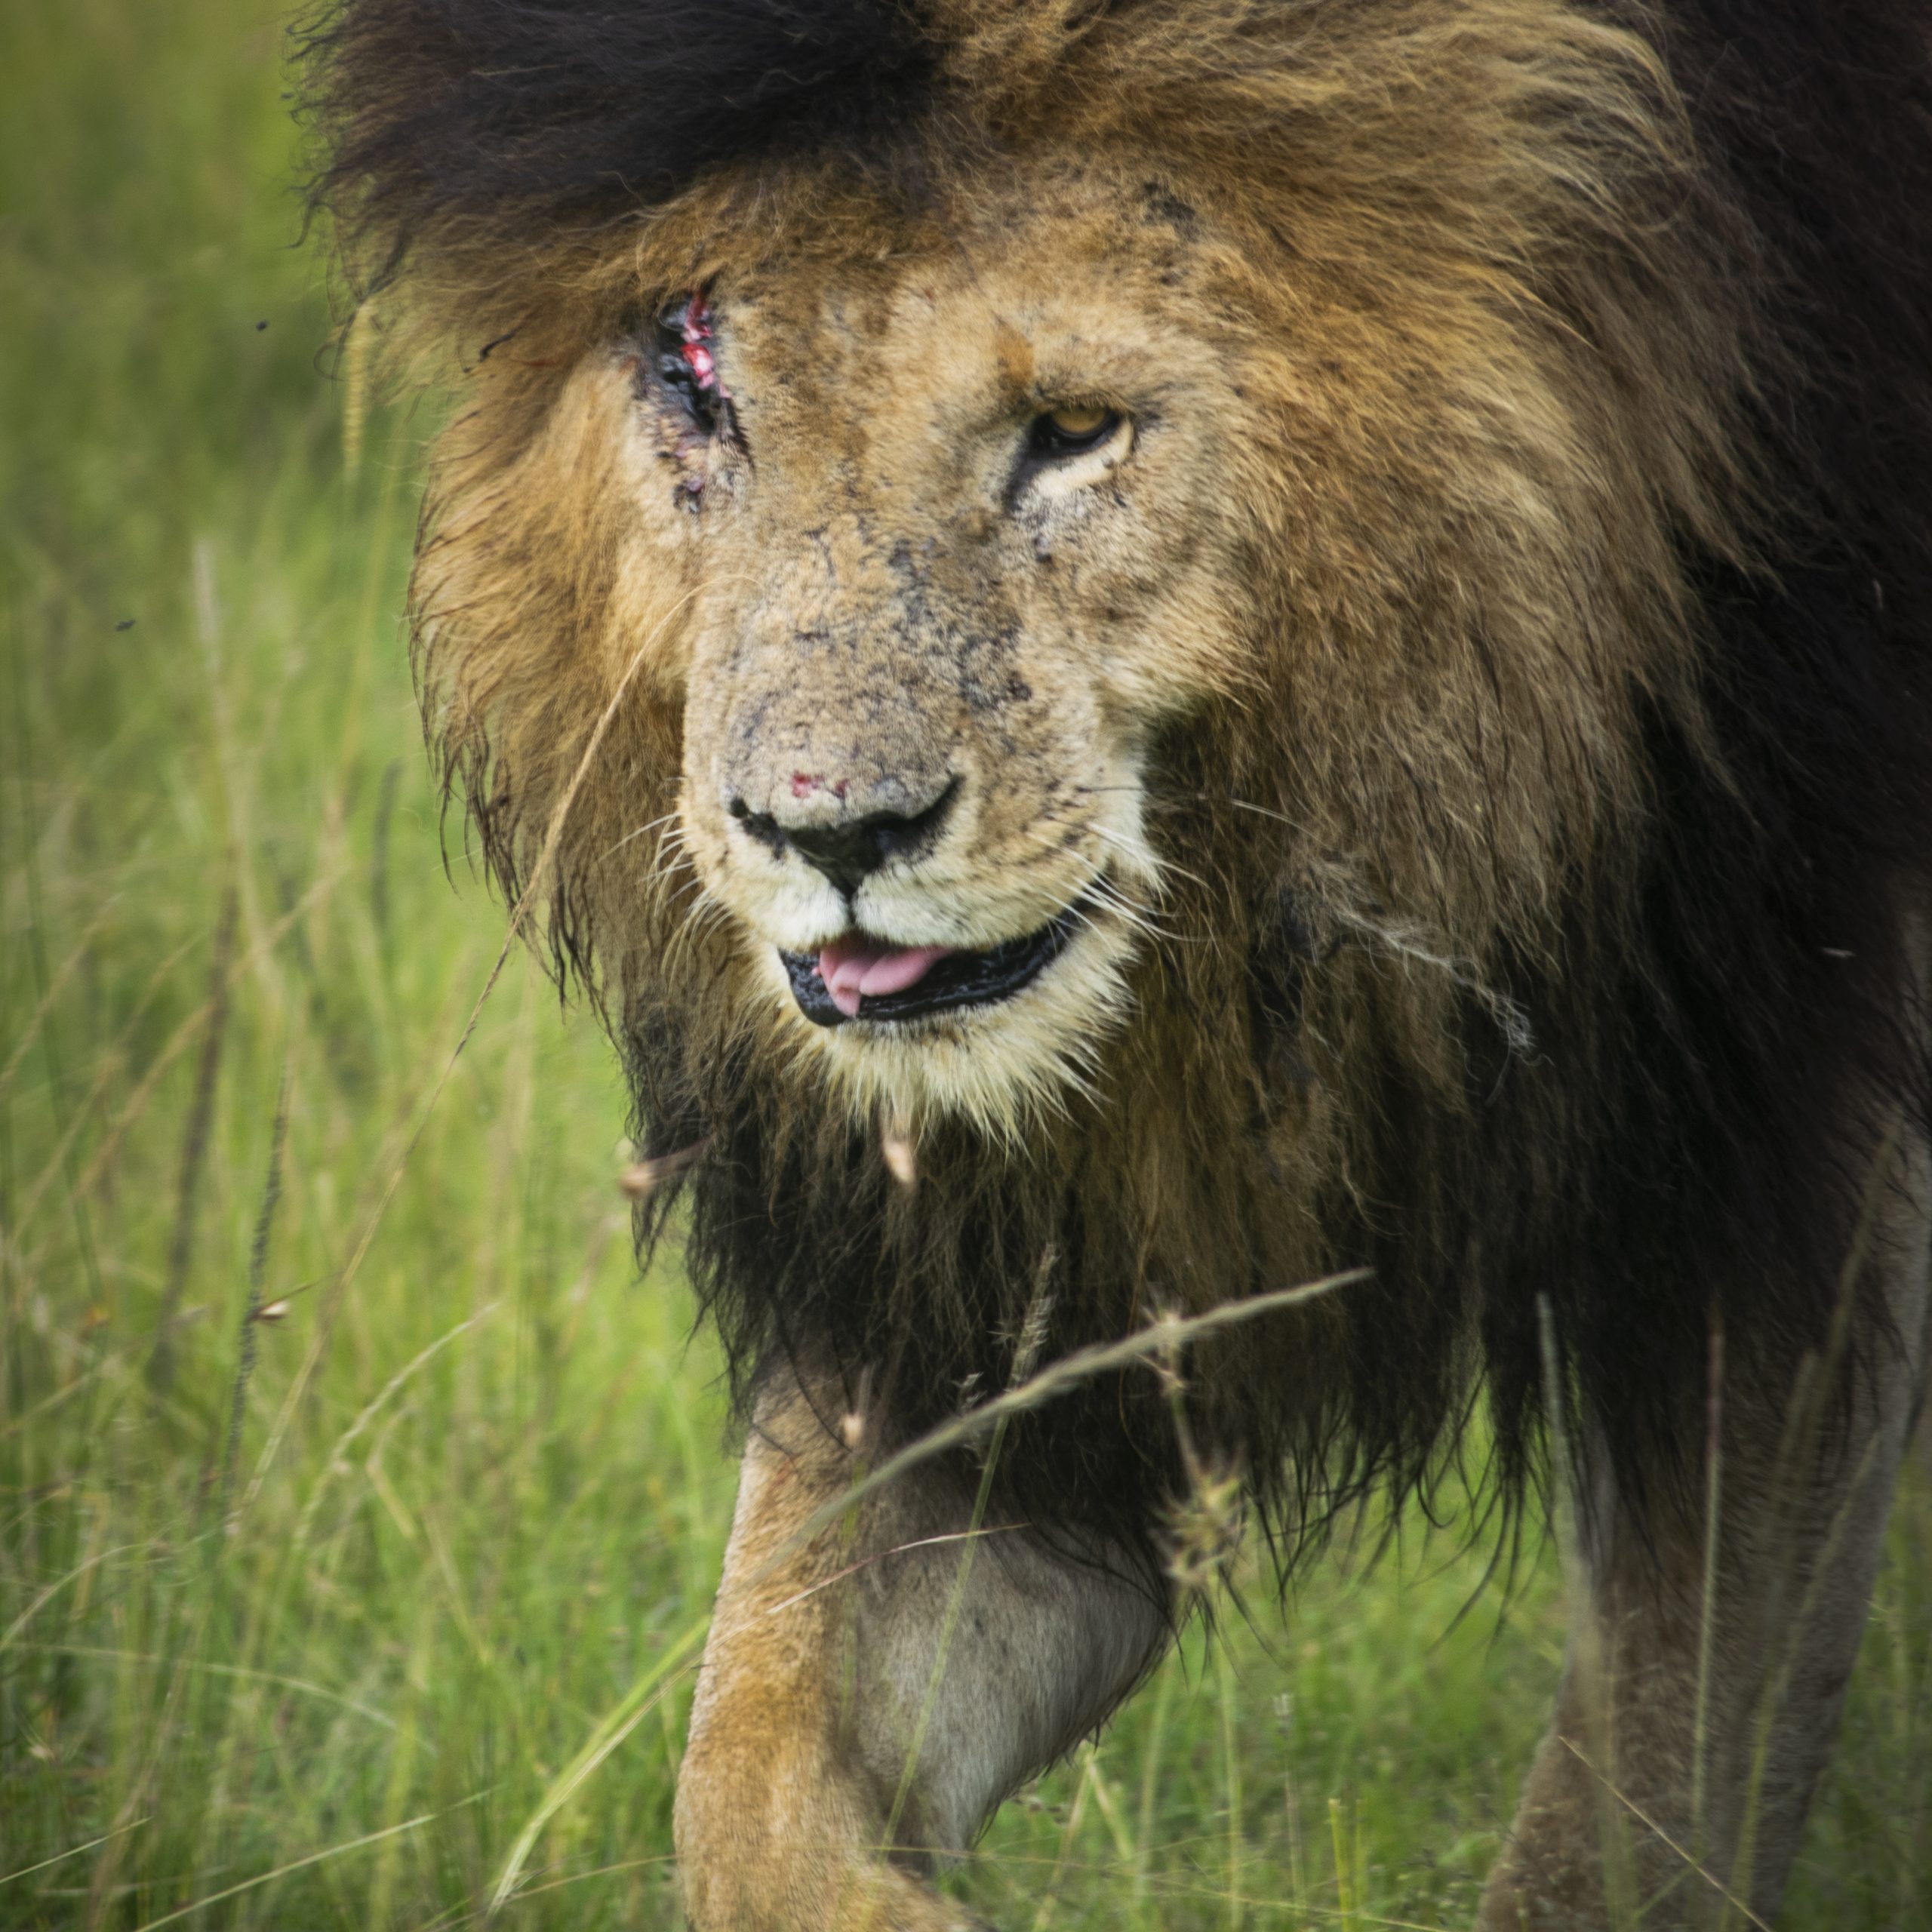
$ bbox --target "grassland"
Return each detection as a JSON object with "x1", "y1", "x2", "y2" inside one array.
[{"x1": 2, "y1": 3, "x2": 1927, "y2": 1926}]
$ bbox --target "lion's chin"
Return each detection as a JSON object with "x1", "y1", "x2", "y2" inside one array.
[{"x1": 754, "y1": 909, "x2": 1139, "y2": 1143}]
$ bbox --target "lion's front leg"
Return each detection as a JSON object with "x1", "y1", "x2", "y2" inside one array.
[
  {"x1": 674, "y1": 1367, "x2": 1167, "y2": 1932},
  {"x1": 1480, "y1": 1411, "x2": 1909, "y2": 1930},
  {"x1": 1481, "y1": 1138, "x2": 1932, "y2": 1929}
]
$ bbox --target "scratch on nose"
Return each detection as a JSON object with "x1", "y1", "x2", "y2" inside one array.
[{"x1": 791, "y1": 772, "x2": 850, "y2": 801}]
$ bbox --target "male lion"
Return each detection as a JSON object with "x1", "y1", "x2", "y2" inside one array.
[{"x1": 307, "y1": 1, "x2": 1932, "y2": 1924}]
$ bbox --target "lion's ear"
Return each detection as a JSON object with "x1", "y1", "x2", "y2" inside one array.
[{"x1": 296, "y1": 0, "x2": 937, "y2": 297}]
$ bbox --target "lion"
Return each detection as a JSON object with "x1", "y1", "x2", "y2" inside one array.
[{"x1": 305, "y1": 1, "x2": 1932, "y2": 1924}]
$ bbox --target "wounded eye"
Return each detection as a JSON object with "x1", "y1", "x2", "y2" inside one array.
[
  {"x1": 652, "y1": 290, "x2": 734, "y2": 438},
  {"x1": 1030, "y1": 404, "x2": 1123, "y2": 457}
]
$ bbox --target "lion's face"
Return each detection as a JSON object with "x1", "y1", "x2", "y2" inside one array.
[
  {"x1": 620, "y1": 171, "x2": 1254, "y2": 1128},
  {"x1": 411, "y1": 5, "x2": 1749, "y2": 1156}
]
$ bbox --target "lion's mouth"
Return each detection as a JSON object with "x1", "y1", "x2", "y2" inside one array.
[{"x1": 780, "y1": 905, "x2": 1085, "y2": 1027}]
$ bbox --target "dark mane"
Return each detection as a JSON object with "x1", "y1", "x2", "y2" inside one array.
[{"x1": 298, "y1": 0, "x2": 937, "y2": 283}]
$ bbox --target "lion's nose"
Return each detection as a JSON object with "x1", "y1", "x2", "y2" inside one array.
[{"x1": 729, "y1": 781, "x2": 958, "y2": 899}]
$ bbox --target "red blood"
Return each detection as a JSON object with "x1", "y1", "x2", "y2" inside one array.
[{"x1": 678, "y1": 291, "x2": 727, "y2": 396}]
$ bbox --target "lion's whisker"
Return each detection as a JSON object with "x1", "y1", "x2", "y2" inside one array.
[{"x1": 601, "y1": 809, "x2": 684, "y2": 863}]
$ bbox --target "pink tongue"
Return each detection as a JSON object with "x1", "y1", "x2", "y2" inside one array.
[{"x1": 817, "y1": 937, "x2": 953, "y2": 1020}]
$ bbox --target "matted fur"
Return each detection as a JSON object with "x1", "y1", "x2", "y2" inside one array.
[{"x1": 304, "y1": 0, "x2": 1932, "y2": 1590}]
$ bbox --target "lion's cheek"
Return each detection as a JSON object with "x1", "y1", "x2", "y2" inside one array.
[{"x1": 598, "y1": 528, "x2": 700, "y2": 700}]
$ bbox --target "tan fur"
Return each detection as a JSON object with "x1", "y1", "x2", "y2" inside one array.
[{"x1": 678, "y1": 1370, "x2": 1161, "y2": 1930}]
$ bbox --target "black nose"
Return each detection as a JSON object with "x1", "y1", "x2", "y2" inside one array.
[{"x1": 730, "y1": 782, "x2": 958, "y2": 898}]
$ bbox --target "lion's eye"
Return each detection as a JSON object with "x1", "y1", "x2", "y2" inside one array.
[
  {"x1": 651, "y1": 290, "x2": 731, "y2": 438},
  {"x1": 1031, "y1": 405, "x2": 1122, "y2": 457}
]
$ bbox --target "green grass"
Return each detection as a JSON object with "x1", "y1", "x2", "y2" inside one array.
[{"x1": 2, "y1": 4, "x2": 1927, "y2": 1927}]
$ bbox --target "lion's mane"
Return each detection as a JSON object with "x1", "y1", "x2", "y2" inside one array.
[{"x1": 307, "y1": 0, "x2": 1932, "y2": 1583}]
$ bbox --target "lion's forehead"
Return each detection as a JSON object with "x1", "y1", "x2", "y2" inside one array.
[
  {"x1": 660, "y1": 188, "x2": 1240, "y2": 705},
  {"x1": 710, "y1": 180, "x2": 1221, "y2": 472}
]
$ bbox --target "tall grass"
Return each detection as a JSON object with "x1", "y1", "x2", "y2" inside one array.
[{"x1": 2, "y1": 3, "x2": 1925, "y2": 1927}]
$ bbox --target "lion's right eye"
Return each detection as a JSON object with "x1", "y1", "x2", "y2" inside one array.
[
  {"x1": 651, "y1": 290, "x2": 732, "y2": 438},
  {"x1": 1030, "y1": 405, "x2": 1123, "y2": 457}
]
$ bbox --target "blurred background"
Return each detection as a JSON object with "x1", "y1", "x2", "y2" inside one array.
[{"x1": 2, "y1": 2, "x2": 1925, "y2": 1925}]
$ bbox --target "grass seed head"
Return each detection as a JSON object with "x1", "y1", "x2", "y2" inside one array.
[{"x1": 618, "y1": 1140, "x2": 706, "y2": 1199}]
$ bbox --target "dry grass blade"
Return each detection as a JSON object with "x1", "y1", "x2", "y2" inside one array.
[
  {"x1": 340, "y1": 300, "x2": 372, "y2": 476},
  {"x1": 217, "y1": 1065, "x2": 290, "y2": 1523},
  {"x1": 123, "y1": 1805, "x2": 464, "y2": 1932},
  {"x1": 0, "y1": 891, "x2": 120, "y2": 1109},
  {"x1": 617, "y1": 1140, "x2": 706, "y2": 1199},
  {"x1": 291, "y1": 1303, "x2": 499, "y2": 1549},
  {"x1": 758, "y1": 1269, "x2": 1367, "y2": 1592},
  {"x1": 150, "y1": 882, "x2": 238, "y2": 1390},
  {"x1": 0, "y1": 1823, "x2": 143, "y2": 1891},
  {"x1": 760, "y1": 1525, "x2": 1029, "y2": 1621},
  {"x1": 0, "y1": 1545, "x2": 137, "y2": 1660},
  {"x1": 1556, "y1": 1736, "x2": 1774, "y2": 1932},
  {"x1": 880, "y1": 1106, "x2": 916, "y2": 1189},
  {"x1": 20, "y1": 1644, "x2": 398, "y2": 1730}
]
